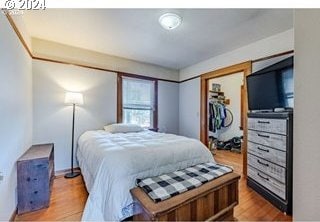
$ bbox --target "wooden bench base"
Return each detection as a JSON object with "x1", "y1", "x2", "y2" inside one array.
[{"x1": 130, "y1": 172, "x2": 240, "y2": 221}]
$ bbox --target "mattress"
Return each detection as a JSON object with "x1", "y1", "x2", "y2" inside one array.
[{"x1": 77, "y1": 130, "x2": 214, "y2": 221}]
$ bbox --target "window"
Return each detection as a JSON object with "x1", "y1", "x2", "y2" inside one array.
[{"x1": 118, "y1": 73, "x2": 158, "y2": 129}]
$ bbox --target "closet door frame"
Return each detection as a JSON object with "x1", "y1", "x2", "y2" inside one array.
[{"x1": 200, "y1": 61, "x2": 252, "y2": 177}]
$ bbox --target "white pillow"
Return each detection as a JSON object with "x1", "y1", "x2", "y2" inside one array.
[{"x1": 103, "y1": 123, "x2": 144, "y2": 133}]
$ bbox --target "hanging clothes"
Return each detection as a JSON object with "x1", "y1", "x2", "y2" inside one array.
[
  {"x1": 209, "y1": 101, "x2": 227, "y2": 133},
  {"x1": 222, "y1": 107, "x2": 227, "y2": 127},
  {"x1": 209, "y1": 103, "x2": 214, "y2": 132}
]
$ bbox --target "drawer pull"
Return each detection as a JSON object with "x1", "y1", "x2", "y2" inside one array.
[
  {"x1": 34, "y1": 191, "x2": 38, "y2": 194},
  {"x1": 257, "y1": 172, "x2": 269, "y2": 181},
  {"x1": 258, "y1": 134, "x2": 270, "y2": 138},
  {"x1": 257, "y1": 159, "x2": 269, "y2": 167},
  {"x1": 257, "y1": 147, "x2": 269, "y2": 152},
  {"x1": 258, "y1": 120, "x2": 270, "y2": 124}
]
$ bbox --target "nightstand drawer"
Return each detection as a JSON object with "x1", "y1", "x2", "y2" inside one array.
[
  {"x1": 248, "y1": 130, "x2": 287, "y2": 151},
  {"x1": 248, "y1": 142, "x2": 286, "y2": 167},
  {"x1": 248, "y1": 118, "x2": 287, "y2": 135},
  {"x1": 248, "y1": 167, "x2": 286, "y2": 200},
  {"x1": 248, "y1": 153, "x2": 286, "y2": 183}
]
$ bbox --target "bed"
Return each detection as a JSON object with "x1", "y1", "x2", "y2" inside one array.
[{"x1": 77, "y1": 129, "x2": 215, "y2": 221}]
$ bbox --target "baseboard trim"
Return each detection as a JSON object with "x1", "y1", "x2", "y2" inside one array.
[
  {"x1": 54, "y1": 167, "x2": 81, "y2": 178},
  {"x1": 9, "y1": 207, "x2": 17, "y2": 222}
]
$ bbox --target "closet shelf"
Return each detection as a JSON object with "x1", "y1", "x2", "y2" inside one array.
[
  {"x1": 209, "y1": 91, "x2": 230, "y2": 105},
  {"x1": 209, "y1": 90, "x2": 224, "y2": 95}
]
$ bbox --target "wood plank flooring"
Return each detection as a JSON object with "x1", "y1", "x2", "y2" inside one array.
[
  {"x1": 15, "y1": 150, "x2": 292, "y2": 221},
  {"x1": 214, "y1": 150, "x2": 292, "y2": 221},
  {"x1": 15, "y1": 175, "x2": 88, "y2": 221}
]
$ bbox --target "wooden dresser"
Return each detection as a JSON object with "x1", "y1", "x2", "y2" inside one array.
[
  {"x1": 247, "y1": 112, "x2": 292, "y2": 214},
  {"x1": 17, "y1": 143, "x2": 54, "y2": 214}
]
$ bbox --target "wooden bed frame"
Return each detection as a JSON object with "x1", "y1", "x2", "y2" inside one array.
[{"x1": 130, "y1": 172, "x2": 240, "y2": 221}]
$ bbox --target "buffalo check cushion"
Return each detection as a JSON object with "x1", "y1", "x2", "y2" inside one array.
[{"x1": 136, "y1": 162, "x2": 233, "y2": 203}]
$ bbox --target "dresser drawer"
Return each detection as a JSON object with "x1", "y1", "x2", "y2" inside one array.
[
  {"x1": 248, "y1": 130, "x2": 287, "y2": 151},
  {"x1": 248, "y1": 118, "x2": 287, "y2": 135},
  {"x1": 248, "y1": 142, "x2": 286, "y2": 168},
  {"x1": 248, "y1": 153, "x2": 286, "y2": 183},
  {"x1": 248, "y1": 167, "x2": 286, "y2": 200}
]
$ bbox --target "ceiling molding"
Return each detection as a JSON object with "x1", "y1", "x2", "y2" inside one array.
[
  {"x1": 252, "y1": 50, "x2": 294, "y2": 63},
  {"x1": 4, "y1": 10, "x2": 32, "y2": 57}
]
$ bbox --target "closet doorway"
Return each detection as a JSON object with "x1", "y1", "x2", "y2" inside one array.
[{"x1": 200, "y1": 62, "x2": 252, "y2": 176}]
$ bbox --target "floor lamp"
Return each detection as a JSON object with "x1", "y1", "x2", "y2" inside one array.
[{"x1": 64, "y1": 92, "x2": 83, "y2": 179}]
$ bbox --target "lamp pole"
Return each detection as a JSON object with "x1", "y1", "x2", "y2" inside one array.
[{"x1": 65, "y1": 103, "x2": 81, "y2": 179}]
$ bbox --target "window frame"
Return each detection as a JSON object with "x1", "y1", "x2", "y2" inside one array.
[{"x1": 117, "y1": 72, "x2": 158, "y2": 131}]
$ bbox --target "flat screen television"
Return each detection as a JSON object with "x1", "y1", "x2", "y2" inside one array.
[{"x1": 247, "y1": 57, "x2": 294, "y2": 111}]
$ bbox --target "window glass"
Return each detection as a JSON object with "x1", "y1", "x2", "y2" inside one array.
[{"x1": 122, "y1": 77, "x2": 155, "y2": 128}]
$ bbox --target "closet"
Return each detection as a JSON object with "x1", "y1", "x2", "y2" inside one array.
[{"x1": 208, "y1": 74, "x2": 243, "y2": 154}]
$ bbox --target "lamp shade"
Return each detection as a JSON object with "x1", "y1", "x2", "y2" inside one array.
[{"x1": 65, "y1": 92, "x2": 84, "y2": 105}]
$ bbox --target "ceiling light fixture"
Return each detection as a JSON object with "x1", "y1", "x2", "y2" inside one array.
[{"x1": 159, "y1": 13, "x2": 182, "y2": 30}]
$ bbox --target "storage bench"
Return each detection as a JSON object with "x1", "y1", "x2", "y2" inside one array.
[{"x1": 130, "y1": 172, "x2": 240, "y2": 221}]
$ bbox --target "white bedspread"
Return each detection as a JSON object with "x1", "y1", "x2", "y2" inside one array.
[{"x1": 77, "y1": 130, "x2": 214, "y2": 221}]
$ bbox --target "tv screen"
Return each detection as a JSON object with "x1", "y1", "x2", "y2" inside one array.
[{"x1": 247, "y1": 67, "x2": 293, "y2": 111}]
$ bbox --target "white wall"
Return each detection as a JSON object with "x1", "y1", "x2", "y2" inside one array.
[
  {"x1": 32, "y1": 60, "x2": 180, "y2": 170},
  {"x1": 180, "y1": 29, "x2": 294, "y2": 81},
  {"x1": 32, "y1": 60, "x2": 118, "y2": 170},
  {"x1": 293, "y1": 9, "x2": 320, "y2": 220},
  {"x1": 0, "y1": 15, "x2": 33, "y2": 220},
  {"x1": 209, "y1": 72, "x2": 243, "y2": 141},
  {"x1": 32, "y1": 38, "x2": 180, "y2": 82},
  {"x1": 252, "y1": 54, "x2": 293, "y2": 73},
  {"x1": 158, "y1": 81, "x2": 179, "y2": 134},
  {"x1": 179, "y1": 78, "x2": 201, "y2": 139}
]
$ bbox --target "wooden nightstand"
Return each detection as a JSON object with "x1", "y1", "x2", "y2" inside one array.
[{"x1": 17, "y1": 143, "x2": 54, "y2": 214}]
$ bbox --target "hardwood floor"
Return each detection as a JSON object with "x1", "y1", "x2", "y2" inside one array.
[
  {"x1": 214, "y1": 149, "x2": 243, "y2": 173},
  {"x1": 15, "y1": 150, "x2": 292, "y2": 221},
  {"x1": 214, "y1": 150, "x2": 292, "y2": 221},
  {"x1": 15, "y1": 175, "x2": 88, "y2": 221}
]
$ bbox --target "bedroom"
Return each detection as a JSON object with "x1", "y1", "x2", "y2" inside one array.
[{"x1": 0, "y1": 2, "x2": 320, "y2": 222}]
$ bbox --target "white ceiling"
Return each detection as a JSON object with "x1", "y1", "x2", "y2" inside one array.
[{"x1": 22, "y1": 9, "x2": 293, "y2": 70}]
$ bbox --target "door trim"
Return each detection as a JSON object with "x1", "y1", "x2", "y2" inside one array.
[{"x1": 200, "y1": 61, "x2": 252, "y2": 177}]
